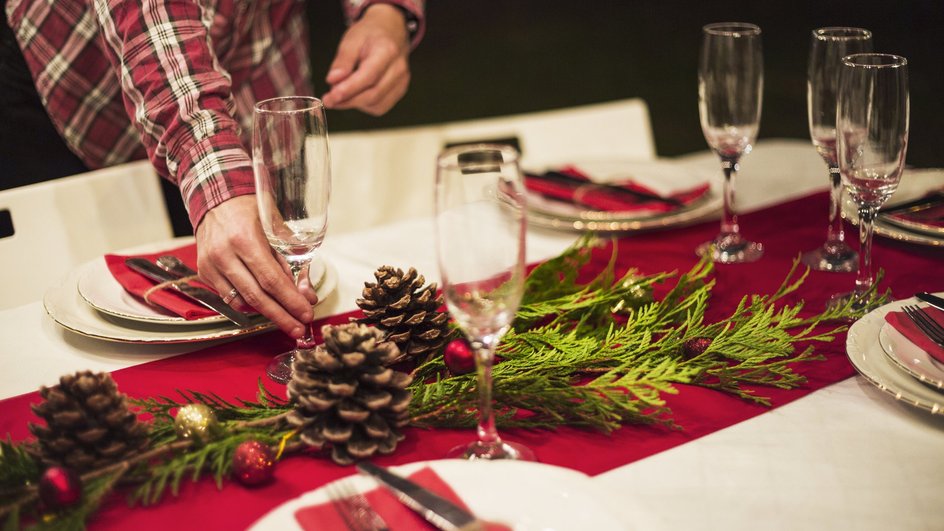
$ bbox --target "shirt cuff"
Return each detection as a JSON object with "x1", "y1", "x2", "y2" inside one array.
[
  {"x1": 175, "y1": 133, "x2": 256, "y2": 229},
  {"x1": 347, "y1": 0, "x2": 426, "y2": 49}
]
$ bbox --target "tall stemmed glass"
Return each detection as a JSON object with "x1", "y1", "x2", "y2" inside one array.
[
  {"x1": 697, "y1": 22, "x2": 764, "y2": 263},
  {"x1": 253, "y1": 96, "x2": 331, "y2": 383},
  {"x1": 434, "y1": 144, "x2": 533, "y2": 461},
  {"x1": 802, "y1": 27, "x2": 872, "y2": 272},
  {"x1": 834, "y1": 54, "x2": 909, "y2": 309}
]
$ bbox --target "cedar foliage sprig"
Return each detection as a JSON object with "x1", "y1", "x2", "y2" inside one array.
[{"x1": 408, "y1": 236, "x2": 868, "y2": 430}]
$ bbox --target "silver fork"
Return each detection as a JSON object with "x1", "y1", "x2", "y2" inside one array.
[
  {"x1": 902, "y1": 305, "x2": 944, "y2": 347},
  {"x1": 325, "y1": 478, "x2": 390, "y2": 531}
]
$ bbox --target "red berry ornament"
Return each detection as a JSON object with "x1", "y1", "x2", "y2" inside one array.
[
  {"x1": 232, "y1": 440, "x2": 276, "y2": 486},
  {"x1": 683, "y1": 337, "x2": 713, "y2": 359},
  {"x1": 39, "y1": 467, "x2": 82, "y2": 509},
  {"x1": 444, "y1": 338, "x2": 476, "y2": 375}
]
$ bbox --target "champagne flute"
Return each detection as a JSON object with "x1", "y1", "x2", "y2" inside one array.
[
  {"x1": 434, "y1": 144, "x2": 533, "y2": 461},
  {"x1": 834, "y1": 54, "x2": 909, "y2": 309},
  {"x1": 802, "y1": 27, "x2": 872, "y2": 272},
  {"x1": 253, "y1": 96, "x2": 331, "y2": 383},
  {"x1": 697, "y1": 22, "x2": 764, "y2": 263}
]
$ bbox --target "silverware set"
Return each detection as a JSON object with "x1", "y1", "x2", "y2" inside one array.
[
  {"x1": 326, "y1": 478, "x2": 390, "y2": 531},
  {"x1": 123, "y1": 256, "x2": 252, "y2": 328},
  {"x1": 902, "y1": 304, "x2": 944, "y2": 348}
]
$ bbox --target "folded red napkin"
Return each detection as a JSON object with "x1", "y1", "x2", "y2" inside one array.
[
  {"x1": 884, "y1": 306, "x2": 944, "y2": 363},
  {"x1": 105, "y1": 243, "x2": 219, "y2": 320},
  {"x1": 294, "y1": 467, "x2": 510, "y2": 531},
  {"x1": 525, "y1": 165, "x2": 710, "y2": 213},
  {"x1": 886, "y1": 202, "x2": 944, "y2": 228}
]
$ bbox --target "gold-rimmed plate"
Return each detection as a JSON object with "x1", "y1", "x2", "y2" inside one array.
[
  {"x1": 525, "y1": 159, "x2": 722, "y2": 233},
  {"x1": 844, "y1": 168, "x2": 944, "y2": 246},
  {"x1": 846, "y1": 295, "x2": 944, "y2": 415}
]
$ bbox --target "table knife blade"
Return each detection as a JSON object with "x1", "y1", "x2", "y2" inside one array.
[
  {"x1": 123, "y1": 258, "x2": 251, "y2": 328},
  {"x1": 916, "y1": 292, "x2": 944, "y2": 312},
  {"x1": 356, "y1": 462, "x2": 483, "y2": 531}
]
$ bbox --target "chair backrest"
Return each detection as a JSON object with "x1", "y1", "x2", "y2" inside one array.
[
  {"x1": 0, "y1": 161, "x2": 173, "y2": 309},
  {"x1": 328, "y1": 98, "x2": 655, "y2": 234}
]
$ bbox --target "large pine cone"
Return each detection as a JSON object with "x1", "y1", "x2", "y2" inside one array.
[
  {"x1": 29, "y1": 371, "x2": 148, "y2": 472},
  {"x1": 355, "y1": 266, "x2": 451, "y2": 362},
  {"x1": 286, "y1": 323, "x2": 413, "y2": 465}
]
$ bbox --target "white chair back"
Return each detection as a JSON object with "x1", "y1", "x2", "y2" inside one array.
[
  {"x1": 328, "y1": 98, "x2": 654, "y2": 234},
  {"x1": 0, "y1": 161, "x2": 173, "y2": 309}
]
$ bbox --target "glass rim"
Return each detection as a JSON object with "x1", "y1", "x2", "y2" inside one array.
[
  {"x1": 703, "y1": 22, "x2": 761, "y2": 36},
  {"x1": 254, "y1": 96, "x2": 324, "y2": 114},
  {"x1": 437, "y1": 143, "x2": 520, "y2": 168},
  {"x1": 842, "y1": 53, "x2": 908, "y2": 69},
  {"x1": 812, "y1": 27, "x2": 872, "y2": 41}
]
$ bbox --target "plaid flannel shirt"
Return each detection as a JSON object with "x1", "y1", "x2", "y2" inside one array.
[{"x1": 5, "y1": 0, "x2": 424, "y2": 228}]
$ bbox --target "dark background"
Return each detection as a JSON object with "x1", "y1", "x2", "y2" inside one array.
[{"x1": 309, "y1": 0, "x2": 943, "y2": 167}]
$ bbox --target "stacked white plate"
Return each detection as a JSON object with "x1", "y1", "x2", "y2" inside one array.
[
  {"x1": 43, "y1": 237, "x2": 337, "y2": 344},
  {"x1": 846, "y1": 294, "x2": 944, "y2": 414},
  {"x1": 845, "y1": 168, "x2": 944, "y2": 247}
]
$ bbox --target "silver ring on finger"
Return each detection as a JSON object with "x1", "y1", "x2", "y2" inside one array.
[{"x1": 222, "y1": 287, "x2": 240, "y2": 305}]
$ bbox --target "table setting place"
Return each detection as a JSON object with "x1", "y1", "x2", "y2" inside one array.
[{"x1": 2, "y1": 22, "x2": 944, "y2": 531}]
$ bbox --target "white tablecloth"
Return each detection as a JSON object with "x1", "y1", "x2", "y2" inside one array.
[{"x1": 1, "y1": 139, "x2": 942, "y2": 530}]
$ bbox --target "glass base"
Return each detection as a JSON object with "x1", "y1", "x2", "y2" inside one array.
[
  {"x1": 447, "y1": 439, "x2": 535, "y2": 461},
  {"x1": 696, "y1": 233, "x2": 763, "y2": 264},
  {"x1": 266, "y1": 351, "x2": 295, "y2": 384},
  {"x1": 827, "y1": 291, "x2": 887, "y2": 316},
  {"x1": 801, "y1": 241, "x2": 858, "y2": 273}
]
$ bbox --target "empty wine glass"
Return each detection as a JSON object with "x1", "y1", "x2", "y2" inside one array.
[
  {"x1": 697, "y1": 22, "x2": 764, "y2": 263},
  {"x1": 253, "y1": 96, "x2": 331, "y2": 383},
  {"x1": 434, "y1": 144, "x2": 533, "y2": 461},
  {"x1": 802, "y1": 27, "x2": 872, "y2": 272},
  {"x1": 833, "y1": 54, "x2": 909, "y2": 309}
]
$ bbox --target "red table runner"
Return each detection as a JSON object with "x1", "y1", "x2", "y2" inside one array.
[{"x1": 1, "y1": 191, "x2": 941, "y2": 529}]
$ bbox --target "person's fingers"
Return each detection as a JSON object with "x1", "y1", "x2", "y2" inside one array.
[
  {"x1": 273, "y1": 252, "x2": 318, "y2": 305},
  {"x1": 322, "y1": 46, "x2": 392, "y2": 109},
  {"x1": 329, "y1": 61, "x2": 409, "y2": 115}
]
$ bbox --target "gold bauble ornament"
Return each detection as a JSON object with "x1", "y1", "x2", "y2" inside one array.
[{"x1": 174, "y1": 404, "x2": 219, "y2": 442}]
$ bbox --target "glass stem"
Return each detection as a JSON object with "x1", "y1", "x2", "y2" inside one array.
[
  {"x1": 720, "y1": 155, "x2": 740, "y2": 236},
  {"x1": 854, "y1": 205, "x2": 877, "y2": 299},
  {"x1": 826, "y1": 165, "x2": 845, "y2": 243},
  {"x1": 291, "y1": 261, "x2": 316, "y2": 349},
  {"x1": 471, "y1": 340, "x2": 500, "y2": 445}
]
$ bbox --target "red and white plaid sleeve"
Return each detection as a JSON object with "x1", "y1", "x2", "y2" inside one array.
[{"x1": 90, "y1": 0, "x2": 259, "y2": 229}]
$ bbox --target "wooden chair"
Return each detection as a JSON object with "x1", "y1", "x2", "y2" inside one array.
[
  {"x1": 0, "y1": 161, "x2": 173, "y2": 309},
  {"x1": 328, "y1": 98, "x2": 655, "y2": 234}
]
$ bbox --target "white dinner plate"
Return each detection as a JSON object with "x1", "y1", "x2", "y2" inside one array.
[
  {"x1": 43, "y1": 239, "x2": 338, "y2": 344},
  {"x1": 879, "y1": 319, "x2": 944, "y2": 390},
  {"x1": 525, "y1": 158, "x2": 722, "y2": 233},
  {"x1": 846, "y1": 295, "x2": 944, "y2": 414},
  {"x1": 76, "y1": 252, "x2": 326, "y2": 326},
  {"x1": 249, "y1": 460, "x2": 637, "y2": 531},
  {"x1": 844, "y1": 168, "x2": 944, "y2": 247}
]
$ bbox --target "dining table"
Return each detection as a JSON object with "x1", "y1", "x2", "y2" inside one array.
[{"x1": 1, "y1": 138, "x2": 942, "y2": 530}]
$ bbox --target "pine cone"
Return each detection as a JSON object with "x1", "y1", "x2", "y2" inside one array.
[
  {"x1": 355, "y1": 266, "x2": 451, "y2": 362},
  {"x1": 29, "y1": 371, "x2": 148, "y2": 472},
  {"x1": 287, "y1": 323, "x2": 413, "y2": 465}
]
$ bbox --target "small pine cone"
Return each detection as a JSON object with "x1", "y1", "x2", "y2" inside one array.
[
  {"x1": 28, "y1": 371, "x2": 148, "y2": 472},
  {"x1": 355, "y1": 266, "x2": 451, "y2": 362},
  {"x1": 286, "y1": 323, "x2": 413, "y2": 465}
]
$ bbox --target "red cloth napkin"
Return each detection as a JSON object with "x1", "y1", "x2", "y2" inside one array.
[
  {"x1": 294, "y1": 467, "x2": 510, "y2": 531},
  {"x1": 884, "y1": 306, "x2": 944, "y2": 363},
  {"x1": 887, "y1": 202, "x2": 944, "y2": 228},
  {"x1": 104, "y1": 243, "x2": 219, "y2": 320},
  {"x1": 525, "y1": 166, "x2": 710, "y2": 213}
]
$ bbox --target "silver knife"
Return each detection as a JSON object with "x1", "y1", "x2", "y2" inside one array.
[
  {"x1": 916, "y1": 292, "x2": 944, "y2": 312},
  {"x1": 123, "y1": 257, "x2": 251, "y2": 328},
  {"x1": 356, "y1": 462, "x2": 483, "y2": 531}
]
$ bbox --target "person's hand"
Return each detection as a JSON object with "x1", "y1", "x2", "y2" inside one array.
[
  {"x1": 321, "y1": 3, "x2": 411, "y2": 116},
  {"x1": 194, "y1": 195, "x2": 317, "y2": 339}
]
